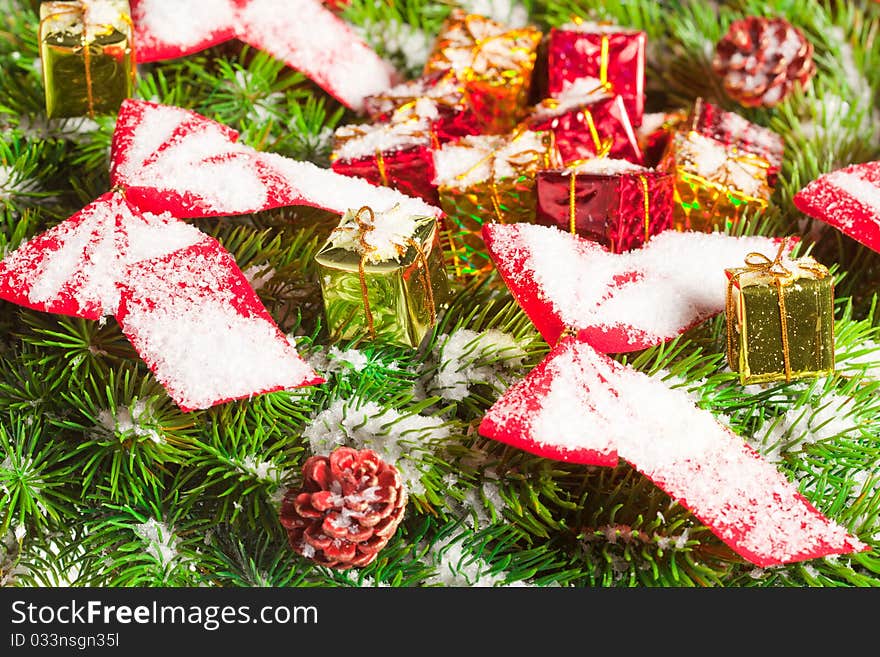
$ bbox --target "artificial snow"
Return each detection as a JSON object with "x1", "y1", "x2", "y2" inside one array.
[
  {"x1": 460, "y1": 0, "x2": 529, "y2": 28},
  {"x1": 433, "y1": 131, "x2": 550, "y2": 188},
  {"x1": 41, "y1": 0, "x2": 132, "y2": 40},
  {"x1": 333, "y1": 99, "x2": 437, "y2": 162},
  {"x1": 483, "y1": 339, "x2": 865, "y2": 565},
  {"x1": 431, "y1": 328, "x2": 526, "y2": 401},
  {"x1": 97, "y1": 400, "x2": 163, "y2": 444},
  {"x1": 760, "y1": 393, "x2": 864, "y2": 463},
  {"x1": 531, "y1": 76, "x2": 611, "y2": 120},
  {"x1": 562, "y1": 158, "x2": 649, "y2": 176},
  {"x1": 302, "y1": 398, "x2": 450, "y2": 495},
  {"x1": 133, "y1": 518, "x2": 180, "y2": 567},
  {"x1": 325, "y1": 204, "x2": 426, "y2": 263},
  {"x1": 132, "y1": 0, "x2": 395, "y2": 111},
  {"x1": 489, "y1": 223, "x2": 786, "y2": 345},
  {"x1": 236, "y1": 455, "x2": 280, "y2": 483}
]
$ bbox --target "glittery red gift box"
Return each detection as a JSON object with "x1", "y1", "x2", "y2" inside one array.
[
  {"x1": 546, "y1": 24, "x2": 646, "y2": 127},
  {"x1": 361, "y1": 74, "x2": 483, "y2": 146},
  {"x1": 688, "y1": 97, "x2": 785, "y2": 186},
  {"x1": 528, "y1": 95, "x2": 643, "y2": 165},
  {"x1": 331, "y1": 144, "x2": 439, "y2": 206},
  {"x1": 535, "y1": 165, "x2": 674, "y2": 253}
]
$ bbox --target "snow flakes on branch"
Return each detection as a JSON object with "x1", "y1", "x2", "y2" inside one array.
[
  {"x1": 302, "y1": 398, "x2": 449, "y2": 496},
  {"x1": 133, "y1": 518, "x2": 183, "y2": 568},
  {"x1": 429, "y1": 328, "x2": 526, "y2": 401}
]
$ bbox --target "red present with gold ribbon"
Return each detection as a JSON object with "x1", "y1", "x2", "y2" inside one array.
[
  {"x1": 526, "y1": 82, "x2": 643, "y2": 165},
  {"x1": 331, "y1": 99, "x2": 439, "y2": 205},
  {"x1": 660, "y1": 129, "x2": 772, "y2": 233},
  {"x1": 535, "y1": 159, "x2": 673, "y2": 253},
  {"x1": 433, "y1": 130, "x2": 559, "y2": 278},
  {"x1": 546, "y1": 21, "x2": 646, "y2": 127},
  {"x1": 688, "y1": 97, "x2": 785, "y2": 186},
  {"x1": 424, "y1": 9, "x2": 542, "y2": 135},
  {"x1": 361, "y1": 73, "x2": 483, "y2": 146}
]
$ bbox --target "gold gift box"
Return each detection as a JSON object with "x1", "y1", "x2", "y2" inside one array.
[
  {"x1": 661, "y1": 131, "x2": 771, "y2": 233},
  {"x1": 424, "y1": 9, "x2": 542, "y2": 134},
  {"x1": 39, "y1": 0, "x2": 136, "y2": 119},
  {"x1": 315, "y1": 207, "x2": 451, "y2": 349},
  {"x1": 434, "y1": 130, "x2": 558, "y2": 278}
]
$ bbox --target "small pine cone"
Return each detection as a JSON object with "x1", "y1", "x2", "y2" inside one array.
[
  {"x1": 713, "y1": 16, "x2": 816, "y2": 108},
  {"x1": 279, "y1": 447, "x2": 407, "y2": 570}
]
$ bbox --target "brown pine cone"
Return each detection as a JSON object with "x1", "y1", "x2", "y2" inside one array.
[
  {"x1": 713, "y1": 16, "x2": 816, "y2": 108},
  {"x1": 279, "y1": 447, "x2": 408, "y2": 570}
]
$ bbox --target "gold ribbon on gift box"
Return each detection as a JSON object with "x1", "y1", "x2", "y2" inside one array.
[
  {"x1": 353, "y1": 206, "x2": 437, "y2": 340},
  {"x1": 725, "y1": 238, "x2": 830, "y2": 383},
  {"x1": 567, "y1": 16, "x2": 615, "y2": 95},
  {"x1": 672, "y1": 131, "x2": 772, "y2": 228},
  {"x1": 39, "y1": 1, "x2": 137, "y2": 119}
]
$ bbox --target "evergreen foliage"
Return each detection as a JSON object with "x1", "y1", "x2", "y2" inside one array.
[{"x1": 0, "y1": 0, "x2": 878, "y2": 587}]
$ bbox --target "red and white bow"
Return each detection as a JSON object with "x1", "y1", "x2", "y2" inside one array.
[
  {"x1": 794, "y1": 160, "x2": 880, "y2": 253},
  {"x1": 0, "y1": 99, "x2": 440, "y2": 411},
  {"x1": 479, "y1": 223, "x2": 866, "y2": 566},
  {"x1": 130, "y1": 0, "x2": 398, "y2": 112}
]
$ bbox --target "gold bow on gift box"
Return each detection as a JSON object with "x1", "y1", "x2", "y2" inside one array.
[{"x1": 39, "y1": 0, "x2": 137, "y2": 119}]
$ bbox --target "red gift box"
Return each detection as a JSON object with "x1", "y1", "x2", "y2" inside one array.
[
  {"x1": 547, "y1": 22, "x2": 646, "y2": 127},
  {"x1": 528, "y1": 89, "x2": 643, "y2": 165},
  {"x1": 361, "y1": 74, "x2": 483, "y2": 146},
  {"x1": 636, "y1": 110, "x2": 688, "y2": 169},
  {"x1": 688, "y1": 97, "x2": 784, "y2": 185},
  {"x1": 331, "y1": 100, "x2": 439, "y2": 205},
  {"x1": 536, "y1": 159, "x2": 673, "y2": 253}
]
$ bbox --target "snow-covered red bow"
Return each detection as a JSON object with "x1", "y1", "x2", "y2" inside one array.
[
  {"x1": 0, "y1": 99, "x2": 440, "y2": 411},
  {"x1": 130, "y1": 0, "x2": 398, "y2": 112},
  {"x1": 793, "y1": 160, "x2": 880, "y2": 253},
  {"x1": 478, "y1": 223, "x2": 866, "y2": 566}
]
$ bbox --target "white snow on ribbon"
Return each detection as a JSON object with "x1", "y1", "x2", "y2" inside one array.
[
  {"x1": 332, "y1": 98, "x2": 438, "y2": 162},
  {"x1": 0, "y1": 194, "x2": 203, "y2": 318},
  {"x1": 487, "y1": 339, "x2": 864, "y2": 565},
  {"x1": 302, "y1": 398, "x2": 450, "y2": 495},
  {"x1": 40, "y1": 0, "x2": 131, "y2": 40},
  {"x1": 131, "y1": 0, "x2": 237, "y2": 50},
  {"x1": 490, "y1": 223, "x2": 785, "y2": 344},
  {"x1": 433, "y1": 131, "x2": 551, "y2": 188},
  {"x1": 133, "y1": 518, "x2": 181, "y2": 567},
  {"x1": 822, "y1": 170, "x2": 880, "y2": 229},
  {"x1": 113, "y1": 100, "x2": 443, "y2": 219},
  {"x1": 117, "y1": 241, "x2": 318, "y2": 411},
  {"x1": 132, "y1": 0, "x2": 396, "y2": 111},
  {"x1": 430, "y1": 328, "x2": 526, "y2": 401}
]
